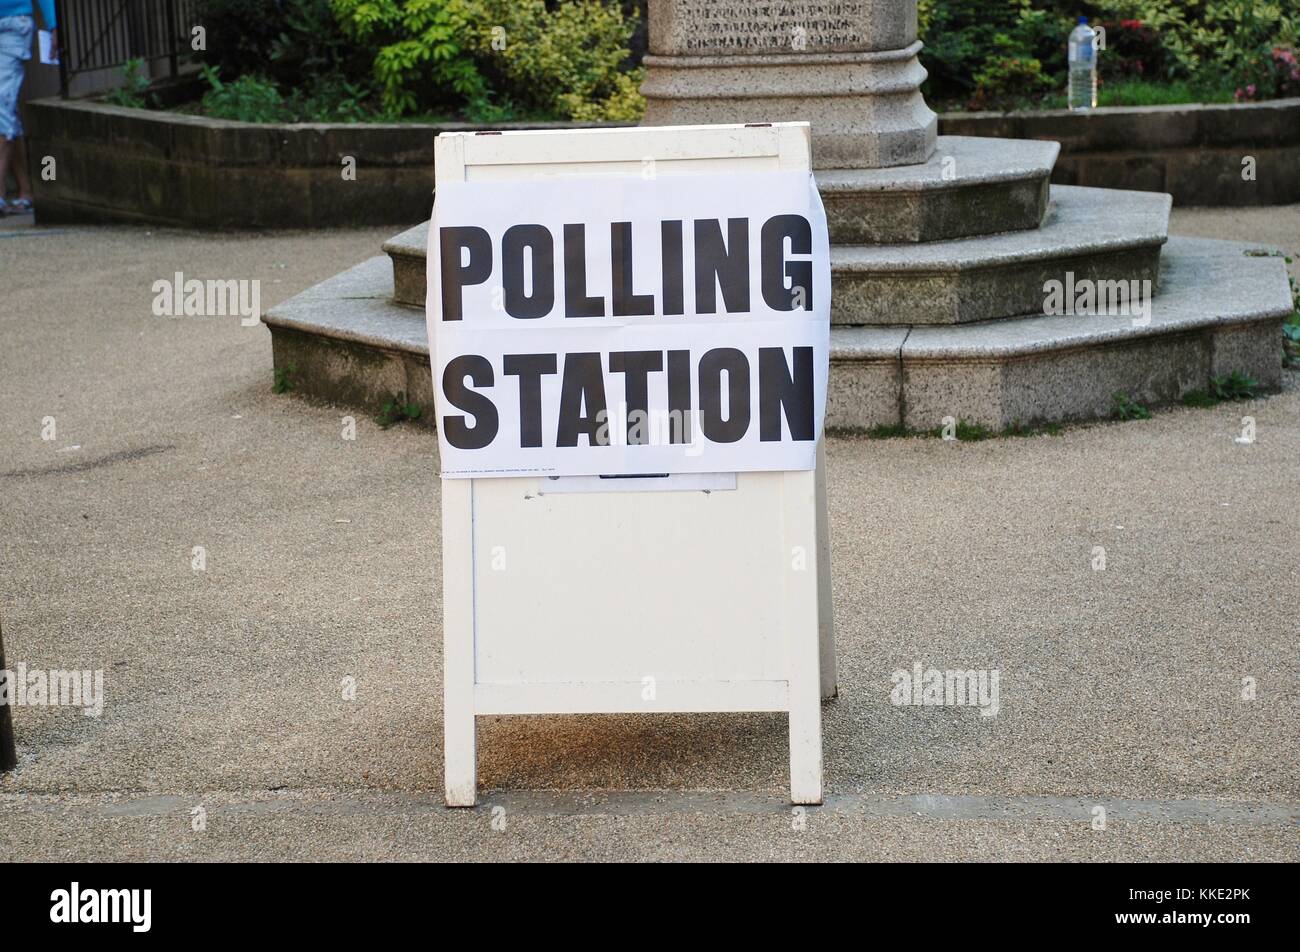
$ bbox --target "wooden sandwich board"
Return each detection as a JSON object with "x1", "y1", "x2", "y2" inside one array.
[{"x1": 432, "y1": 122, "x2": 835, "y2": 806}]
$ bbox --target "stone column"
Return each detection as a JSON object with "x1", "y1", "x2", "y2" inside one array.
[{"x1": 640, "y1": 0, "x2": 937, "y2": 169}]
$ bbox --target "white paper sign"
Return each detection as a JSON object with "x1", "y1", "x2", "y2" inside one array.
[
  {"x1": 38, "y1": 30, "x2": 58, "y2": 65},
  {"x1": 427, "y1": 171, "x2": 830, "y2": 478}
]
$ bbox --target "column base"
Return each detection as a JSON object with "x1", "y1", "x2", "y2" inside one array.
[{"x1": 641, "y1": 44, "x2": 937, "y2": 169}]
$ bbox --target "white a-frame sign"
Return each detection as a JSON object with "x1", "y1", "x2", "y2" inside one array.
[{"x1": 429, "y1": 122, "x2": 836, "y2": 806}]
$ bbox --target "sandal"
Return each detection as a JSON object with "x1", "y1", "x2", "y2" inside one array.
[{"x1": 7, "y1": 198, "x2": 33, "y2": 214}]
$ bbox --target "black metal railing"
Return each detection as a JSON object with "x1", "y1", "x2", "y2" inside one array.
[{"x1": 55, "y1": 0, "x2": 201, "y2": 97}]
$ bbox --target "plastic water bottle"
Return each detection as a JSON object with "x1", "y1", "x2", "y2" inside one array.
[{"x1": 1068, "y1": 16, "x2": 1097, "y2": 111}]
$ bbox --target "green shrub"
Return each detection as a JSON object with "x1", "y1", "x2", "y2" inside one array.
[
  {"x1": 195, "y1": 0, "x2": 377, "y2": 118},
  {"x1": 195, "y1": 0, "x2": 370, "y2": 90},
  {"x1": 970, "y1": 55, "x2": 1054, "y2": 108},
  {"x1": 332, "y1": 0, "x2": 488, "y2": 117},
  {"x1": 1111, "y1": 393, "x2": 1152, "y2": 420},
  {"x1": 1093, "y1": 0, "x2": 1297, "y2": 87},
  {"x1": 199, "y1": 66, "x2": 287, "y2": 123},
  {"x1": 919, "y1": 0, "x2": 1070, "y2": 105},
  {"x1": 195, "y1": 0, "x2": 287, "y2": 79},
  {"x1": 1229, "y1": 44, "x2": 1300, "y2": 101},
  {"x1": 273, "y1": 364, "x2": 295, "y2": 394},
  {"x1": 466, "y1": 0, "x2": 645, "y2": 121},
  {"x1": 1209, "y1": 371, "x2": 1260, "y2": 401},
  {"x1": 103, "y1": 58, "x2": 151, "y2": 109},
  {"x1": 332, "y1": 0, "x2": 643, "y2": 120},
  {"x1": 377, "y1": 392, "x2": 423, "y2": 428},
  {"x1": 290, "y1": 75, "x2": 377, "y2": 122},
  {"x1": 1096, "y1": 18, "x2": 1167, "y2": 80},
  {"x1": 921, "y1": 0, "x2": 1298, "y2": 108}
]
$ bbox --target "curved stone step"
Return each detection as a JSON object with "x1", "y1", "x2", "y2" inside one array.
[
  {"x1": 384, "y1": 137, "x2": 1060, "y2": 306},
  {"x1": 383, "y1": 224, "x2": 430, "y2": 311},
  {"x1": 831, "y1": 184, "x2": 1171, "y2": 325},
  {"x1": 263, "y1": 255, "x2": 435, "y2": 413},
  {"x1": 386, "y1": 182, "x2": 1167, "y2": 325},
  {"x1": 815, "y1": 136, "x2": 1057, "y2": 243},
  {"x1": 831, "y1": 236, "x2": 1289, "y2": 431},
  {"x1": 267, "y1": 237, "x2": 1289, "y2": 434}
]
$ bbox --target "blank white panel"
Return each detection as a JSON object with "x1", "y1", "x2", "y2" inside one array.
[{"x1": 470, "y1": 471, "x2": 794, "y2": 686}]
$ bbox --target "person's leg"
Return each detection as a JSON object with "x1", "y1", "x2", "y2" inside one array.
[
  {"x1": 11, "y1": 133, "x2": 31, "y2": 200},
  {"x1": 0, "y1": 136, "x2": 11, "y2": 203},
  {"x1": 0, "y1": 15, "x2": 35, "y2": 205}
]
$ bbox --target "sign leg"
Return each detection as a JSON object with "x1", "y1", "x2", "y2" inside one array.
[
  {"x1": 444, "y1": 703, "x2": 477, "y2": 808},
  {"x1": 815, "y1": 442, "x2": 837, "y2": 700},
  {"x1": 443, "y1": 479, "x2": 477, "y2": 807},
  {"x1": 785, "y1": 471, "x2": 823, "y2": 805},
  {"x1": 789, "y1": 658, "x2": 823, "y2": 805}
]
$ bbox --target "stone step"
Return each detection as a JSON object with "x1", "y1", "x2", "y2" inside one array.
[
  {"x1": 383, "y1": 225, "x2": 429, "y2": 311},
  {"x1": 831, "y1": 184, "x2": 1171, "y2": 325},
  {"x1": 816, "y1": 136, "x2": 1057, "y2": 244},
  {"x1": 384, "y1": 137, "x2": 1060, "y2": 306},
  {"x1": 264, "y1": 255, "x2": 437, "y2": 414},
  {"x1": 386, "y1": 183, "x2": 1169, "y2": 326},
  {"x1": 266, "y1": 236, "x2": 1290, "y2": 434},
  {"x1": 832, "y1": 236, "x2": 1288, "y2": 430}
]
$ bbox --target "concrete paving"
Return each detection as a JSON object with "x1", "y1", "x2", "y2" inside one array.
[{"x1": 0, "y1": 207, "x2": 1297, "y2": 861}]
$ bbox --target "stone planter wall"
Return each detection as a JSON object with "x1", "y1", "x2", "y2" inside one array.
[
  {"x1": 940, "y1": 99, "x2": 1300, "y2": 207},
  {"x1": 23, "y1": 98, "x2": 616, "y2": 228},
  {"x1": 23, "y1": 96, "x2": 1300, "y2": 229}
]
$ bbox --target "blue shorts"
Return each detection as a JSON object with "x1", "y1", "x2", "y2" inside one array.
[{"x1": 0, "y1": 15, "x2": 34, "y2": 140}]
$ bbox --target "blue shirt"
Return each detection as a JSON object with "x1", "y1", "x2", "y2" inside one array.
[{"x1": 0, "y1": 1, "x2": 56, "y2": 29}]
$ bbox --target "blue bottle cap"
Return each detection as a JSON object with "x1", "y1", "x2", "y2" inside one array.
[{"x1": 1078, "y1": 15, "x2": 1088, "y2": 23}]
